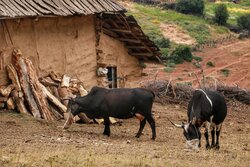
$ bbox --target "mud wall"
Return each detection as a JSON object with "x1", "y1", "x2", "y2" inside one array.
[
  {"x1": 0, "y1": 15, "x2": 97, "y2": 89},
  {"x1": 97, "y1": 33, "x2": 142, "y2": 88}
]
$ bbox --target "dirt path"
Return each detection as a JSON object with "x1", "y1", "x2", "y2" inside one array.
[{"x1": 142, "y1": 39, "x2": 250, "y2": 88}]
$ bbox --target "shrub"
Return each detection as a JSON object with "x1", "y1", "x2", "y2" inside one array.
[
  {"x1": 160, "y1": 48, "x2": 169, "y2": 60},
  {"x1": 164, "y1": 60, "x2": 176, "y2": 68},
  {"x1": 206, "y1": 61, "x2": 215, "y2": 67},
  {"x1": 221, "y1": 68, "x2": 230, "y2": 77},
  {"x1": 237, "y1": 14, "x2": 250, "y2": 31},
  {"x1": 214, "y1": 4, "x2": 229, "y2": 25},
  {"x1": 170, "y1": 45, "x2": 193, "y2": 64},
  {"x1": 175, "y1": 0, "x2": 204, "y2": 16},
  {"x1": 160, "y1": 2, "x2": 176, "y2": 10},
  {"x1": 164, "y1": 67, "x2": 174, "y2": 73},
  {"x1": 154, "y1": 37, "x2": 170, "y2": 48},
  {"x1": 193, "y1": 56, "x2": 203, "y2": 62}
]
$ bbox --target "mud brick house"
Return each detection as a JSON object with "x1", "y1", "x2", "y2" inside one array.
[{"x1": 0, "y1": 0, "x2": 160, "y2": 90}]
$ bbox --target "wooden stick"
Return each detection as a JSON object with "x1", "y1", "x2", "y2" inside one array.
[{"x1": 39, "y1": 83, "x2": 67, "y2": 113}]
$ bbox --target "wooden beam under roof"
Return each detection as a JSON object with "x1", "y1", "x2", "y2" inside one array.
[
  {"x1": 129, "y1": 52, "x2": 154, "y2": 57},
  {"x1": 119, "y1": 38, "x2": 141, "y2": 43},
  {"x1": 109, "y1": 28, "x2": 132, "y2": 34}
]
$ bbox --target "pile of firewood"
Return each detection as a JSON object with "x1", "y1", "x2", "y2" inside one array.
[
  {"x1": 0, "y1": 49, "x2": 88, "y2": 121},
  {"x1": 142, "y1": 80, "x2": 250, "y2": 105}
]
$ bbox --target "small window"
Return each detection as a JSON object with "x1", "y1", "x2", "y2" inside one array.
[{"x1": 107, "y1": 67, "x2": 117, "y2": 88}]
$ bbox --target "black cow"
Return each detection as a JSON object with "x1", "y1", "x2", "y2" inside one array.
[
  {"x1": 171, "y1": 89, "x2": 227, "y2": 150},
  {"x1": 63, "y1": 86, "x2": 156, "y2": 140}
]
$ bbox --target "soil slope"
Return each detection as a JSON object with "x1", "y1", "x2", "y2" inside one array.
[{"x1": 142, "y1": 39, "x2": 250, "y2": 88}]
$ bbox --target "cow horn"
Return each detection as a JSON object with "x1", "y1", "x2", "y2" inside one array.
[{"x1": 167, "y1": 117, "x2": 184, "y2": 128}]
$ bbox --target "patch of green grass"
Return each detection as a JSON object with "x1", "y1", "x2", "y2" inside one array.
[{"x1": 128, "y1": 3, "x2": 231, "y2": 45}]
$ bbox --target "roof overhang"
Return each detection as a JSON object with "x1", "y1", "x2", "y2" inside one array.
[{"x1": 98, "y1": 13, "x2": 161, "y2": 61}]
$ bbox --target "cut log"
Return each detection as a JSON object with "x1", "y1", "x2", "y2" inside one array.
[
  {"x1": 12, "y1": 49, "x2": 41, "y2": 118},
  {"x1": 7, "y1": 97, "x2": 15, "y2": 110},
  {"x1": 6, "y1": 64, "x2": 21, "y2": 91},
  {"x1": 39, "y1": 77, "x2": 59, "y2": 87},
  {"x1": 49, "y1": 71, "x2": 61, "y2": 82},
  {"x1": 25, "y1": 58, "x2": 54, "y2": 121},
  {"x1": 61, "y1": 74, "x2": 70, "y2": 87},
  {"x1": 95, "y1": 117, "x2": 118, "y2": 124},
  {"x1": 11, "y1": 90, "x2": 29, "y2": 114},
  {"x1": 39, "y1": 83, "x2": 67, "y2": 113},
  {"x1": 6, "y1": 64, "x2": 28, "y2": 114},
  {"x1": 78, "y1": 85, "x2": 88, "y2": 96},
  {"x1": 78, "y1": 113, "x2": 93, "y2": 124},
  {"x1": 0, "y1": 84, "x2": 15, "y2": 97},
  {"x1": 0, "y1": 96, "x2": 8, "y2": 102},
  {"x1": 49, "y1": 86, "x2": 60, "y2": 99}
]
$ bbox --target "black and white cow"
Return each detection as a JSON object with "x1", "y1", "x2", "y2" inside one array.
[
  {"x1": 170, "y1": 89, "x2": 227, "y2": 150},
  {"x1": 63, "y1": 86, "x2": 156, "y2": 140}
]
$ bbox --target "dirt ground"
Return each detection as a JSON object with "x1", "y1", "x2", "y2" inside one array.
[
  {"x1": 142, "y1": 38, "x2": 250, "y2": 88},
  {"x1": 0, "y1": 101, "x2": 249, "y2": 167}
]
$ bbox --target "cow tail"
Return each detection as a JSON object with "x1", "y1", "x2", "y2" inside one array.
[{"x1": 151, "y1": 90, "x2": 155, "y2": 99}]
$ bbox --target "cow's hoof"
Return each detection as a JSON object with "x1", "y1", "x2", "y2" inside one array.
[
  {"x1": 103, "y1": 132, "x2": 110, "y2": 137},
  {"x1": 213, "y1": 145, "x2": 220, "y2": 150},
  {"x1": 206, "y1": 145, "x2": 211, "y2": 150},
  {"x1": 151, "y1": 136, "x2": 156, "y2": 140},
  {"x1": 135, "y1": 134, "x2": 141, "y2": 138}
]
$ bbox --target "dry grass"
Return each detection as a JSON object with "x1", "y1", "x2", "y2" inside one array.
[{"x1": 0, "y1": 102, "x2": 249, "y2": 167}]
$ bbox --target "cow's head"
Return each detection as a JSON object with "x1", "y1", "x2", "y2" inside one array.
[{"x1": 169, "y1": 119, "x2": 201, "y2": 150}]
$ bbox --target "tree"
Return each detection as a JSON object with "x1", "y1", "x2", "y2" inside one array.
[
  {"x1": 214, "y1": 4, "x2": 229, "y2": 25},
  {"x1": 237, "y1": 14, "x2": 250, "y2": 31},
  {"x1": 175, "y1": 0, "x2": 205, "y2": 16}
]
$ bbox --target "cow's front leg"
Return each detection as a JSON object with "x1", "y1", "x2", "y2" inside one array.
[
  {"x1": 136, "y1": 118, "x2": 146, "y2": 138},
  {"x1": 204, "y1": 122, "x2": 211, "y2": 149},
  {"x1": 213, "y1": 124, "x2": 222, "y2": 150},
  {"x1": 103, "y1": 117, "x2": 110, "y2": 136},
  {"x1": 211, "y1": 127, "x2": 215, "y2": 147}
]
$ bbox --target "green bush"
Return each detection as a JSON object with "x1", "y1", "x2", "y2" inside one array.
[
  {"x1": 193, "y1": 56, "x2": 203, "y2": 62},
  {"x1": 214, "y1": 4, "x2": 229, "y2": 25},
  {"x1": 155, "y1": 37, "x2": 170, "y2": 48},
  {"x1": 206, "y1": 61, "x2": 215, "y2": 67},
  {"x1": 221, "y1": 68, "x2": 230, "y2": 77},
  {"x1": 164, "y1": 67, "x2": 174, "y2": 73},
  {"x1": 175, "y1": 0, "x2": 204, "y2": 16},
  {"x1": 170, "y1": 45, "x2": 193, "y2": 64},
  {"x1": 164, "y1": 60, "x2": 176, "y2": 68},
  {"x1": 237, "y1": 14, "x2": 250, "y2": 31},
  {"x1": 160, "y1": 48, "x2": 169, "y2": 60}
]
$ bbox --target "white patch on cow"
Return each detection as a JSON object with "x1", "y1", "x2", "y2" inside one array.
[
  {"x1": 197, "y1": 89, "x2": 213, "y2": 109},
  {"x1": 186, "y1": 139, "x2": 200, "y2": 151},
  {"x1": 209, "y1": 116, "x2": 216, "y2": 128},
  {"x1": 216, "y1": 123, "x2": 222, "y2": 131},
  {"x1": 204, "y1": 121, "x2": 211, "y2": 134}
]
